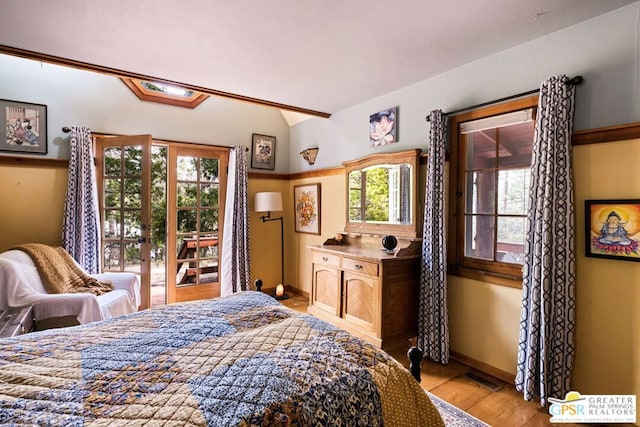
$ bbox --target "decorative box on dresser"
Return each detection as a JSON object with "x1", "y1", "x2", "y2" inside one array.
[{"x1": 307, "y1": 234, "x2": 421, "y2": 349}]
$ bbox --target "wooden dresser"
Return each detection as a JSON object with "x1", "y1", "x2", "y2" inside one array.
[
  {"x1": 307, "y1": 234, "x2": 420, "y2": 349},
  {"x1": 0, "y1": 306, "x2": 34, "y2": 338}
]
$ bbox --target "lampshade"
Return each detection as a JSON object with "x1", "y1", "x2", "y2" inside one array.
[
  {"x1": 254, "y1": 192, "x2": 283, "y2": 212},
  {"x1": 300, "y1": 147, "x2": 319, "y2": 165}
]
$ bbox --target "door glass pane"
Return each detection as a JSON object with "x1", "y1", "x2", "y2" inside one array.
[
  {"x1": 177, "y1": 183, "x2": 197, "y2": 207},
  {"x1": 466, "y1": 130, "x2": 496, "y2": 169},
  {"x1": 104, "y1": 178, "x2": 121, "y2": 208},
  {"x1": 199, "y1": 259, "x2": 218, "y2": 283},
  {"x1": 176, "y1": 235, "x2": 187, "y2": 257},
  {"x1": 186, "y1": 239, "x2": 198, "y2": 260},
  {"x1": 198, "y1": 237, "x2": 218, "y2": 258},
  {"x1": 176, "y1": 260, "x2": 196, "y2": 285},
  {"x1": 124, "y1": 179, "x2": 142, "y2": 208},
  {"x1": 104, "y1": 147, "x2": 122, "y2": 175},
  {"x1": 104, "y1": 210, "x2": 121, "y2": 239},
  {"x1": 124, "y1": 146, "x2": 142, "y2": 176},
  {"x1": 497, "y1": 216, "x2": 526, "y2": 264},
  {"x1": 124, "y1": 243, "x2": 141, "y2": 273},
  {"x1": 465, "y1": 170, "x2": 495, "y2": 214},
  {"x1": 201, "y1": 158, "x2": 219, "y2": 182},
  {"x1": 200, "y1": 183, "x2": 218, "y2": 207},
  {"x1": 124, "y1": 210, "x2": 141, "y2": 238},
  {"x1": 464, "y1": 215, "x2": 495, "y2": 260},
  {"x1": 498, "y1": 169, "x2": 530, "y2": 215},
  {"x1": 200, "y1": 210, "x2": 217, "y2": 233},
  {"x1": 177, "y1": 156, "x2": 198, "y2": 181},
  {"x1": 104, "y1": 242, "x2": 121, "y2": 269},
  {"x1": 177, "y1": 210, "x2": 198, "y2": 233}
]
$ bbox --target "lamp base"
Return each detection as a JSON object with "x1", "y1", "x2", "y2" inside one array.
[{"x1": 275, "y1": 293, "x2": 290, "y2": 300}]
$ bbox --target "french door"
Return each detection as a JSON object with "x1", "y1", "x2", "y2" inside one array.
[
  {"x1": 167, "y1": 145, "x2": 228, "y2": 303},
  {"x1": 95, "y1": 136, "x2": 228, "y2": 307},
  {"x1": 95, "y1": 135, "x2": 152, "y2": 309}
]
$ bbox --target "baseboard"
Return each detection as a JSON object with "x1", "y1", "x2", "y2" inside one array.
[
  {"x1": 450, "y1": 351, "x2": 515, "y2": 385},
  {"x1": 286, "y1": 286, "x2": 309, "y2": 299}
]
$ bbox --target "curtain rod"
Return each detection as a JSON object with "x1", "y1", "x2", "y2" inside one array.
[
  {"x1": 425, "y1": 75, "x2": 584, "y2": 121},
  {"x1": 62, "y1": 126, "x2": 248, "y2": 151}
]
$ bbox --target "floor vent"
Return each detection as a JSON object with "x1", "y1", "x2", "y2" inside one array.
[{"x1": 464, "y1": 371, "x2": 505, "y2": 393}]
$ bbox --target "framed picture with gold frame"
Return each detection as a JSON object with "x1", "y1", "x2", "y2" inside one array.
[
  {"x1": 294, "y1": 183, "x2": 321, "y2": 235},
  {"x1": 585, "y1": 199, "x2": 640, "y2": 262}
]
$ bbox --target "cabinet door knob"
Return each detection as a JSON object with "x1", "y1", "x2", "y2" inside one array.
[
  {"x1": 322, "y1": 256, "x2": 328, "y2": 262},
  {"x1": 355, "y1": 264, "x2": 363, "y2": 270}
]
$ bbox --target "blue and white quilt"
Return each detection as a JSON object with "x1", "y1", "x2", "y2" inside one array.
[{"x1": 0, "y1": 291, "x2": 443, "y2": 426}]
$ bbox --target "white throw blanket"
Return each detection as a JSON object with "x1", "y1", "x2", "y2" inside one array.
[{"x1": 0, "y1": 250, "x2": 141, "y2": 324}]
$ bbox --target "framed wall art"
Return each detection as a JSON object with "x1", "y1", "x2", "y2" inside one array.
[
  {"x1": 251, "y1": 133, "x2": 276, "y2": 170},
  {"x1": 294, "y1": 183, "x2": 321, "y2": 235},
  {"x1": 369, "y1": 106, "x2": 398, "y2": 147},
  {"x1": 585, "y1": 199, "x2": 640, "y2": 262},
  {"x1": 1, "y1": 99, "x2": 47, "y2": 154}
]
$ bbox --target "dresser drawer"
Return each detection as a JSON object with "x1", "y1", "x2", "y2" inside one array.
[
  {"x1": 342, "y1": 257, "x2": 379, "y2": 277},
  {"x1": 0, "y1": 306, "x2": 34, "y2": 338},
  {"x1": 313, "y1": 251, "x2": 341, "y2": 267}
]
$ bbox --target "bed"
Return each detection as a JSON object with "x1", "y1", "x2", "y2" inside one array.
[{"x1": 0, "y1": 291, "x2": 444, "y2": 426}]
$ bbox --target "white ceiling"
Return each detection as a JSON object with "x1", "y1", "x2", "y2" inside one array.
[{"x1": 0, "y1": 0, "x2": 635, "y2": 116}]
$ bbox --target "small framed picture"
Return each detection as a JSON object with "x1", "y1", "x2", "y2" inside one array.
[
  {"x1": 585, "y1": 199, "x2": 640, "y2": 262},
  {"x1": 251, "y1": 133, "x2": 276, "y2": 170},
  {"x1": 369, "y1": 106, "x2": 398, "y2": 147},
  {"x1": 1, "y1": 99, "x2": 47, "y2": 154},
  {"x1": 294, "y1": 183, "x2": 321, "y2": 235}
]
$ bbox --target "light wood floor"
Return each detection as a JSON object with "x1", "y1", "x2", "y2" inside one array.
[{"x1": 280, "y1": 293, "x2": 593, "y2": 427}]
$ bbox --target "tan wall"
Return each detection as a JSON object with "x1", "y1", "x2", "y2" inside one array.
[
  {"x1": 447, "y1": 276, "x2": 522, "y2": 375},
  {"x1": 247, "y1": 177, "x2": 290, "y2": 292},
  {"x1": 0, "y1": 162, "x2": 68, "y2": 252},
  {"x1": 572, "y1": 138, "x2": 640, "y2": 397},
  {"x1": 287, "y1": 172, "x2": 345, "y2": 296}
]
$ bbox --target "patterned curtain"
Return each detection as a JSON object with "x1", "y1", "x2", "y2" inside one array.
[
  {"x1": 516, "y1": 75, "x2": 577, "y2": 405},
  {"x1": 417, "y1": 109, "x2": 449, "y2": 363},
  {"x1": 220, "y1": 145, "x2": 251, "y2": 296},
  {"x1": 61, "y1": 126, "x2": 101, "y2": 274}
]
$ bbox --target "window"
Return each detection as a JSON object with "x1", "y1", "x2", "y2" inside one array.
[{"x1": 448, "y1": 96, "x2": 538, "y2": 287}]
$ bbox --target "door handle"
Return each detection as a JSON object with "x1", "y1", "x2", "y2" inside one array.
[{"x1": 137, "y1": 237, "x2": 146, "y2": 243}]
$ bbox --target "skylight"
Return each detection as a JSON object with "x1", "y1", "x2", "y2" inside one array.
[
  {"x1": 121, "y1": 78, "x2": 208, "y2": 109},
  {"x1": 140, "y1": 81, "x2": 195, "y2": 97}
]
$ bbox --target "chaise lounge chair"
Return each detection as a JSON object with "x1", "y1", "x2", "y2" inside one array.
[{"x1": 0, "y1": 249, "x2": 140, "y2": 330}]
